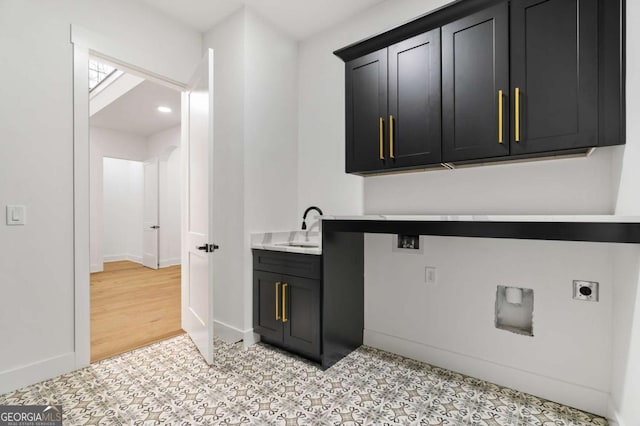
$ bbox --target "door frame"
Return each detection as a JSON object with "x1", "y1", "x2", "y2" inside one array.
[
  {"x1": 71, "y1": 25, "x2": 187, "y2": 369},
  {"x1": 142, "y1": 157, "x2": 160, "y2": 270}
]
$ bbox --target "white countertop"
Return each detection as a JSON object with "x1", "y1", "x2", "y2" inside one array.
[
  {"x1": 251, "y1": 231, "x2": 322, "y2": 255},
  {"x1": 250, "y1": 217, "x2": 640, "y2": 255},
  {"x1": 320, "y1": 215, "x2": 640, "y2": 223}
]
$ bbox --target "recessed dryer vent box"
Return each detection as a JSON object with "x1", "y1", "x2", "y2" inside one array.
[
  {"x1": 495, "y1": 286, "x2": 534, "y2": 337},
  {"x1": 392, "y1": 235, "x2": 424, "y2": 254},
  {"x1": 397, "y1": 234, "x2": 420, "y2": 249}
]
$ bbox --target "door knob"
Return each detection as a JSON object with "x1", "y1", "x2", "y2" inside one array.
[
  {"x1": 196, "y1": 244, "x2": 220, "y2": 253},
  {"x1": 150, "y1": 225, "x2": 160, "y2": 229}
]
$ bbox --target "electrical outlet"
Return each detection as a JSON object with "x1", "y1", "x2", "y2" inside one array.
[
  {"x1": 573, "y1": 280, "x2": 599, "y2": 302},
  {"x1": 425, "y1": 267, "x2": 436, "y2": 285}
]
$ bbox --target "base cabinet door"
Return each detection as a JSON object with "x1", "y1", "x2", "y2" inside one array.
[
  {"x1": 253, "y1": 251, "x2": 322, "y2": 361},
  {"x1": 510, "y1": 0, "x2": 598, "y2": 154},
  {"x1": 282, "y1": 275, "x2": 321, "y2": 358},
  {"x1": 442, "y1": 3, "x2": 510, "y2": 162},
  {"x1": 253, "y1": 271, "x2": 284, "y2": 343}
]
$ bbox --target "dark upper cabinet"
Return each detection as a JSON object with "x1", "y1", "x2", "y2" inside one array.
[
  {"x1": 442, "y1": 3, "x2": 510, "y2": 162},
  {"x1": 510, "y1": 0, "x2": 598, "y2": 154},
  {"x1": 388, "y1": 30, "x2": 442, "y2": 168},
  {"x1": 346, "y1": 50, "x2": 388, "y2": 173},
  {"x1": 335, "y1": 0, "x2": 624, "y2": 173},
  {"x1": 282, "y1": 275, "x2": 321, "y2": 357},
  {"x1": 346, "y1": 30, "x2": 442, "y2": 174}
]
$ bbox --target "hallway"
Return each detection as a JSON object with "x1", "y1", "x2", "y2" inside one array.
[{"x1": 91, "y1": 261, "x2": 182, "y2": 362}]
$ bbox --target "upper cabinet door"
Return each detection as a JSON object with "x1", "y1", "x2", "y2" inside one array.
[
  {"x1": 510, "y1": 0, "x2": 598, "y2": 154},
  {"x1": 442, "y1": 3, "x2": 510, "y2": 163},
  {"x1": 345, "y1": 49, "x2": 388, "y2": 173},
  {"x1": 388, "y1": 30, "x2": 442, "y2": 168}
]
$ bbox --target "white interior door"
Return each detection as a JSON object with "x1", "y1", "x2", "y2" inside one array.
[
  {"x1": 182, "y1": 49, "x2": 216, "y2": 365},
  {"x1": 142, "y1": 158, "x2": 159, "y2": 269}
]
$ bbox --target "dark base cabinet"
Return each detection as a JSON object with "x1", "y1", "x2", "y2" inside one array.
[
  {"x1": 253, "y1": 249, "x2": 364, "y2": 368},
  {"x1": 253, "y1": 252, "x2": 321, "y2": 361}
]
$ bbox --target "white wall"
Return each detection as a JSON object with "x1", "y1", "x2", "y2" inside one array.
[
  {"x1": 609, "y1": 2, "x2": 640, "y2": 425},
  {"x1": 90, "y1": 127, "x2": 147, "y2": 271},
  {"x1": 243, "y1": 9, "x2": 299, "y2": 330},
  {"x1": 91, "y1": 125, "x2": 182, "y2": 270},
  {"x1": 365, "y1": 234, "x2": 614, "y2": 414},
  {"x1": 147, "y1": 126, "x2": 181, "y2": 267},
  {"x1": 296, "y1": 0, "x2": 637, "y2": 420},
  {"x1": 364, "y1": 150, "x2": 615, "y2": 214},
  {"x1": 203, "y1": 8, "x2": 299, "y2": 339},
  {"x1": 0, "y1": 0, "x2": 200, "y2": 393},
  {"x1": 102, "y1": 158, "x2": 144, "y2": 262},
  {"x1": 203, "y1": 9, "x2": 247, "y2": 339},
  {"x1": 610, "y1": 246, "x2": 640, "y2": 426}
]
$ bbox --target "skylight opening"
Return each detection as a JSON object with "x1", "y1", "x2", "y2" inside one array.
[{"x1": 89, "y1": 60, "x2": 116, "y2": 91}]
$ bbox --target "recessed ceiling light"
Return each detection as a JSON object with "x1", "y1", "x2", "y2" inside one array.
[{"x1": 157, "y1": 106, "x2": 172, "y2": 113}]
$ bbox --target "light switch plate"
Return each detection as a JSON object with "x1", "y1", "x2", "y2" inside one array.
[{"x1": 6, "y1": 205, "x2": 26, "y2": 225}]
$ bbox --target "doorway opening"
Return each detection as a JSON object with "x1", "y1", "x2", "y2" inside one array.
[
  {"x1": 73, "y1": 35, "x2": 216, "y2": 367},
  {"x1": 88, "y1": 58, "x2": 183, "y2": 363}
]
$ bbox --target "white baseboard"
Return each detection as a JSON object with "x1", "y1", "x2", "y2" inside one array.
[
  {"x1": 0, "y1": 352, "x2": 76, "y2": 395},
  {"x1": 213, "y1": 320, "x2": 244, "y2": 344},
  {"x1": 90, "y1": 263, "x2": 103, "y2": 273},
  {"x1": 104, "y1": 254, "x2": 142, "y2": 264},
  {"x1": 243, "y1": 330, "x2": 260, "y2": 349},
  {"x1": 104, "y1": 255, "x2": 175, "y2": 267},
  {"x1": 364, "y1": 329, "x2": 609, "y2": 416},
  {"x1": 159, "y1": 258, "x2": 181, "y2": 268},
  {"x1": 608, "y1": 397, "x2": 623, "y2": 426},
  {"x1": 103, "y1": 254, "x2": 126, "y2": 262}
]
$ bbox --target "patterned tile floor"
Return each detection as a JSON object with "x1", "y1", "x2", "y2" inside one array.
[{"x1": 0, "y1": 335, "x2": 607, "y2": 425}]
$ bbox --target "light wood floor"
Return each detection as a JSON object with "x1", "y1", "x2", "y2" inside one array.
[{"x1": 91, "y1": 261, "x2": 183, "y2": 363}]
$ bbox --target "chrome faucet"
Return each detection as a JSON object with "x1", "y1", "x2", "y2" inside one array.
[{"x1": 301, "y1": 206, "x2": 323, "y2": 230}]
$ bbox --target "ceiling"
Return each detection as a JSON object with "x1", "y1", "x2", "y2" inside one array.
[
  {"x1": 137, "y1": 0, "x2": 385, "y2": 39},
  {"x1": 90, "y1": 80, "x2": 181, "y2": 137}
]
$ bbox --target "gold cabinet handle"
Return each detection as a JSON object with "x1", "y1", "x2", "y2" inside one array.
[
  {"x1": 498, "y1": 90, "x2": 503, "y2": 144},
  {"x1": 389, "y1": 115, "x2": 395, "y2": 158},
  {"x1": 515, "y1": 87, "x2": 520, "y2": 142},
  {"x1": 379, "y1": 117, "x2": 385, "y2": 160},
  {"x1": 275, "y1": 282, "x2": 281, "y2": 321},
  {"x1": 282, "y1": 283, "x2": 288, "y2": 323}
]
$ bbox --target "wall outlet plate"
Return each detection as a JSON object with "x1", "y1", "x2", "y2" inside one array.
[
  {"x1": 573, "y1": 280, "x2": 599, "y2": 302},
  {"x1": 425, "y1": 267, "x2": 436, "y2": 284}
]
